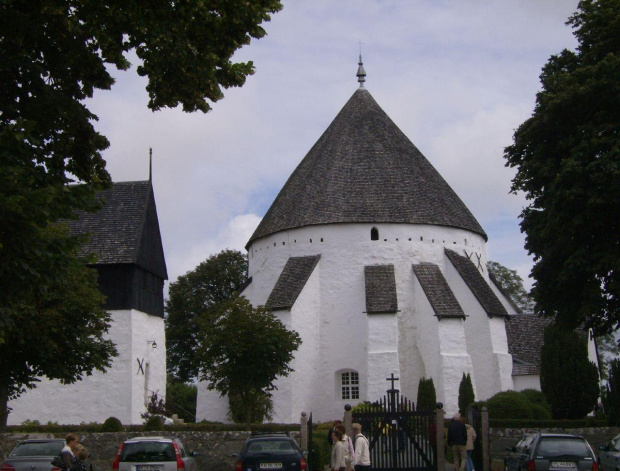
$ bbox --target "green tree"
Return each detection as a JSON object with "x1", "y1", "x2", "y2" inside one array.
[
  {"x1": 0, "y1": 225, "x2": 117, "y2": 427},
  {"x1": 165, "y1": 249, "x2": 248, "y2": 382},
  {"x1": 458, "y1": 373, "x2": 475, "y2": 416},
  {"x1": 503, "y1": 0, "x2": 620, "y2": 334},
  {"x1": 487, "y1": 261, "x2": 534, "y2": 315},
  {"x1": 595, "y1": 333, "x2": 620, "y2": 381},
  {"x1": 540, "y1": 324, "x2": 599, "y2": 419},
  {"x1": 604, "y1": 359, "x2": 620, "y2": 425},
  {"x1": 1, "y1": 0, "x2": 281, "y2": 425},
  {"x1": 196, "y1": 297, "x2": 301, "y2": 429},
  {"x1": 166, "y1": 377, "x2": 198, "y2": 424},
  {"x1": 416, "y1": 377, "x2": 437, "y2": 412}
]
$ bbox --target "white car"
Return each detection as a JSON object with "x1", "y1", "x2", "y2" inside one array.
[{"x1": 112, "y1": 437, "x2": 199, "y2": 471}]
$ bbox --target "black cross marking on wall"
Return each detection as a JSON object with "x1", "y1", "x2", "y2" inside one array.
[
  {"x1": 475, "y1": 253, "x2": 484, "y2": 272},
  {"x1": 464, "y1": 250, "x2": 485, "y2": 273},
  {"x1": 137, "y1": 358, "x2": 145, "y2": 375},
  {"x1": 386, "y1": 373, "x2": 400, "y2": 390}
]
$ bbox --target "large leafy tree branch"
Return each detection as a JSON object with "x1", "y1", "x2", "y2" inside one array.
[
  {"x1": 0, "y1": 0, "x2": 281, "y2": 427},
  {"x1": 165, "y1": 249, "x2": 248, "y2": 382},
  {"x1": 196, "y1": 297, "x2": 301, "y2": 429},
  {"x1": 504, "y1": 0, "x2": 620, "y2": 333}
]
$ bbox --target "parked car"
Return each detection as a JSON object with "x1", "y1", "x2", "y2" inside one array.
[
  {"x1": 598, "y1": 433, "x2": 620, "y2": 471},
  {"x1": 232, "y1": 432, "x2": 307, "y2": 471},
  {"x1": 505, "y1": 433, "x2": 598, "y2": 471},
  {"x1": 112, "y1": 437, "x2": 199, "y2": 471},
  {"x1": 1, "y1": 439, "x2": 65, "y2": 471}
]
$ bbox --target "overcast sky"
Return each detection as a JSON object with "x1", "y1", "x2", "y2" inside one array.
[{"x1": 86, "y1": 0, "x2": 580, "y2": 292}]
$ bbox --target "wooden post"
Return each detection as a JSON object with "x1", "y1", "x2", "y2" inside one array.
[
  {"x1": 482, "y1": 407, "x2": 489, "y2": 471},
  {"x1": 301, "y1": 411, "x2": 308, "y2": 451},
  {"x1": 436, "y1": 407, "x2": 445, "y2": 471}
]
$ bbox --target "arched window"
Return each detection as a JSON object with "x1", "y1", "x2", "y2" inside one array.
[
  {"x1": 341, "y1": 371, "x2": 360, "y2": 400},
  {"x1": 371, "y1": 227, "x2": 379, "y2": 241}
]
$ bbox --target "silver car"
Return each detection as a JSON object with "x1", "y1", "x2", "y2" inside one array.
[
  {"x1": 598, "y1": 433, "x2": 620, "y2": 471},
  {"x1": 1, "y1": 439, "x2": 65, "y2": 471},
  {"x1": 112, "y1": 437, "x2": 198, "y2": 471}
]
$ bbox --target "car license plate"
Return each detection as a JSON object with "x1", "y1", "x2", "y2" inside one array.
[
  {"x1": 259, "y1": 463, "x2": 283, "y2": 469},
  {"x1": 137, "y1": 466, "x2": 163, "y2": 471},
  {"x1": 551, "y1": 462, "x2": 577, "y2": 469}
]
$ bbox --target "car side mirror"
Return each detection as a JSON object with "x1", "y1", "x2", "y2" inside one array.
[
  {"x1": 190, "y1": 452, "x2": 199, "y2": 457},
  {"x1": 232, "y1": 453, "x2": 240, "y2": 458}
]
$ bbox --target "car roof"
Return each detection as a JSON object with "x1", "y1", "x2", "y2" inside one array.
[
  {"x1": 17, "y1": 439, "x2": 65, "y2": 443},
  {"x1": 537, "y1": 433, "x2": 584, "y2": 438}
]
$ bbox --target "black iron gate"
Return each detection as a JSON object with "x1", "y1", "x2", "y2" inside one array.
[
  {"x1": 307, "y1": 412, "x2": 314, "y2": 471},
  {"x1": 353, "y1": 383, "x2": 437, "y2": 471}
]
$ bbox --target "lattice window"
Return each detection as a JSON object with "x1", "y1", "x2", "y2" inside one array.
[{"x1": 341, "y1": 371, "x2": 360, "y2": 400}]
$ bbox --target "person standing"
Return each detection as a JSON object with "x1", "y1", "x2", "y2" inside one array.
[
  {"x1": 461, "y1": 417, "x2": 477, "y2": 471},
  {"x1": 447, "y1": 413, "x2": 468, "y2": 471},
  {"x1": 335, "y1": 424, "x2": 355, "y2": 471},
  {"x1": 351, "y1": 423, "x2": 371, "y2": 471},
  {"x1": 331, "y1": 430, "x2": 346, "y2": 471},
  {"x1": 328, "y1": 420, "x2": 342, "y2": 446},
  {"x1": 60, "y1": 435, "x2": 78, "y2": 471}
]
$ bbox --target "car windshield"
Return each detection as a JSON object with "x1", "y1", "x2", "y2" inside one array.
[
  {"x1": 11, "y1": 442, "x2": 63, "y2": 457},
  {"x1": 120, "y1": 442, "x2": 176, "y2": 462},
  {"x1": 537, "y1": 438, "x2": 591, "y2": 458},
  {"x1": 246, "y1": 440, "x2": 297, "y2": 455}
]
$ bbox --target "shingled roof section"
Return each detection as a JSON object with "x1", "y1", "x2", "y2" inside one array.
[
  {"x1": 413, "y1": 264, "x2": 466, "y2": 319},
  {"x1": 247, "y1": 88, "x2": 487, "y2": 248},
  {"x1": 65, "y1": 181, "x2": 167, "y2": 279},
  {"x1": 364, "y1": 265, "x2": 398, "y2": 314},
  {"x1": 505, "y1": 315, "x2": 552, "y2": 376},
  {"x1": 266, "y1": 255, "x2": 321, "y2": 311},
  {"x1": 445, "y1": 248, "x2": 509, "y2": 318}
]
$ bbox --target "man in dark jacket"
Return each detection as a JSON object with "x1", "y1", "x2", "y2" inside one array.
[{"x1": 447, "y1": 413, "x2": 467, "y2": 471}]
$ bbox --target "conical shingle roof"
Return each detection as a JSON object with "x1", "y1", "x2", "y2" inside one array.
[{"x1": 248, "y1": 88, "x2": 486, "y2": 246}]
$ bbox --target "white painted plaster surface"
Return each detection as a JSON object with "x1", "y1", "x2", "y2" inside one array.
[
  {"x1": 513, "y1": 375, "x2": 541, "y2": 391},
  {"x1": 198, "y1": 223, "x2": 515, "y2": 423},
  {"x1": 8, "y1": 310, "x2": 165, "y2": 425}
]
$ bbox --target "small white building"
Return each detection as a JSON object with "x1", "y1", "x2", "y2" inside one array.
[
  {"x1": 197, "y1": 64, "x2": 530, "y2": 423},
  {"x1": 8, "y1": 180, "x2": 168, "y2": 425}
]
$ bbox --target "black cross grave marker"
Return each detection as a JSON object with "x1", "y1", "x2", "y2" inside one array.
[{"x1": 386, "y1": 373, "x2": 399, "y2": 390}]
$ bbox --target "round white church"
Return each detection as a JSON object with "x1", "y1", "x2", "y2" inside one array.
[{"x1": 197, "y1": 61, "x2": 529, "y2": 423}]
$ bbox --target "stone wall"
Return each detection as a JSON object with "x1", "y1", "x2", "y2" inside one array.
[{"x1": 0, "y1": 431, "x2": 299, "y2": 471}]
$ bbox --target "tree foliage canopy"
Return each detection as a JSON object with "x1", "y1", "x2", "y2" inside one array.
[
  {"x1": 0, "y1": 226, "x2": 117, "y2": 426},
  {"x1": 0, "y1": 0, "x2": 280, "y2": 426},
  {"x1": 487, "y1": 261, "x2": 534, "y2": 315},
  {"x1": 165, "y1": 249, "x2": 248, "y2": 382},
  {"x1": 540, "y1": 324, "x2": 599, "y2": 419},
  {"x1": 503, "y1": 0, "x2": 620, "y2": 333},
  {"x1": 196, "y1": 297, "x2": 301, "y2": 428}
]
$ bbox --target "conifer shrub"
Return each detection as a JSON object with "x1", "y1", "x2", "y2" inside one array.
[
  {"x1": 101, "y1": 416, "x2": 123, "y2": 432},
  {"x1": 416, "y1": 377, "x2": 437, "y2": 412},
  {"x1": 458, "y1": 373, "x2": 475, "y2": 416}
]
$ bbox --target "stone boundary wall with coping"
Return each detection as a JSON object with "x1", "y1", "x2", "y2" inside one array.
[{"x1": 0, "y1": 431, "x2": 300, "y2": 471}]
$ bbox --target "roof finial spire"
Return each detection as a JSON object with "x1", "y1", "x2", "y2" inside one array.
[
  {"x1": 357, "y1": 40, "x2": 366, "y2": 88},
  {"x1": 149, "y1": 147, "x2": 153, "y2": 182}
]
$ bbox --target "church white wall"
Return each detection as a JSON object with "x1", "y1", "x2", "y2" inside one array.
[
  {"x1": 212, "y1": 223, "x2": 502, "y2": 423},
  {"x1": 195, "y1": 387, "x2": 230, "y2": 422},
  {"x1": 8, "y1": 310, "x2": 165, "y2": 425},
  {"x1": 513, "y1": 375, "x2": 541, "y2": 391}
]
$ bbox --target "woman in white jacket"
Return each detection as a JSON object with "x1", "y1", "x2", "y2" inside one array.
[{"x1": 331, "y1": 429, "x2": 346, "y2": 471}]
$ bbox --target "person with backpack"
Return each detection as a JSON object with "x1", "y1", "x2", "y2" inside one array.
[{"x1": 352, "y1": 423, "x2": 370, "y2": 471}]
